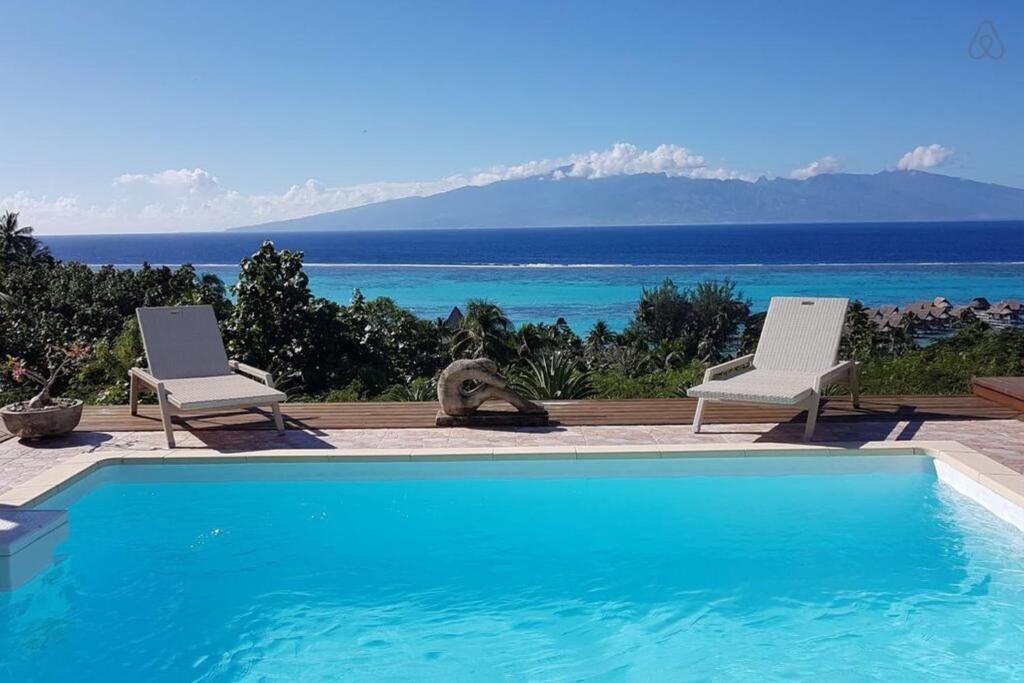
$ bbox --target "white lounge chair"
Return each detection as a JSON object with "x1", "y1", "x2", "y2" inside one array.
[
  {"x1": 130, "y1": 305, "x2": 286, "y2": 447},
  {"x1": 687, "y1": 297, "x2": 858, "y2": 440}
]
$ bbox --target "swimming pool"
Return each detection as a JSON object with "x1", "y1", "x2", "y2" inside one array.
[{"x1": 2, "y1": 453, "x2": 1024, "y2": 680}]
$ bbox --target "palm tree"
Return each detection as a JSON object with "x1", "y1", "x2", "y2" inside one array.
[
  {"x1": 450, "y1": 299, "x2": 514, "y2": 362},
  {"x1": 0, "y1": 212, "x2": 51, "y2": 263},
  {"x1": 585, "y1": 320, "x2": 617, "y2": 352}
]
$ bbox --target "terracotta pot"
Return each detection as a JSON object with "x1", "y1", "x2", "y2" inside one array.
[{"x1": 0, "y1": 400, "x2": 84, "y2": 440}]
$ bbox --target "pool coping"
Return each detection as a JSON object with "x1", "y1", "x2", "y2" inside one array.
[{"x1": 2, "y1": 440, "x2": 1023, "y2": 515}]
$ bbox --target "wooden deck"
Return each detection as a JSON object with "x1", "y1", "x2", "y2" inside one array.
[
  {"x1": 973, "y1": 377, "x2": 1024, "y2": 412},
  {"x1": 64, "y1": 395, "x2": 1021, "y2": 432}
]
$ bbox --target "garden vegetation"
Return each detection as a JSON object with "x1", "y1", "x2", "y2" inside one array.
[{"x1": 2, "y1": 212, "x2": 1022, "y2": 406}]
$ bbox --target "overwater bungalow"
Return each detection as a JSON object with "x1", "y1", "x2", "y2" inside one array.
[{"x1": 984, "y1": 299, "x2": 1024, "y2": 327}]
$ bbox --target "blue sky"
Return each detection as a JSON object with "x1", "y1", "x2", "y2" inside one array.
[{"x1": 2, "y1": 1, "x2": 1021, "y2": 233}]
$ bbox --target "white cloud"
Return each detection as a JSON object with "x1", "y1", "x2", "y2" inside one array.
[
  {"x1": 113, "y1": 167, "x2": 220, "y2": 193},
  {"x1": 789, "y1": 155, "x2": 841, "y2": 180},
  {"x1": 467, "y1": 143, "x2": 741, "y2": 183},
  {"x1": 5, "y1": 143, "x2": 746, "y2": 234},
  {"x1": 896, "y1": 144, "x2": 953, "y2": 171}
]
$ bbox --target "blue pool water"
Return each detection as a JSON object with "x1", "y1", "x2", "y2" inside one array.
[
  {"x1": 2, "y1": 456, "x2": 1024, "y2": 681},
  {"x1": 41, "y1": 222, "x2": 1024, "y2": 330}
]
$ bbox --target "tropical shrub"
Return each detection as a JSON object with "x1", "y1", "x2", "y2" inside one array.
[
  {"x1": 323, "y1": 381, "x2": 366, "y2": 403},
  {"x1": 73, "y1": 319, "x2": 145, "y2": 405},
  {"x1": 688, "y1": 279, "x2": 750, "y2": 362},
  {"x1": 858, "y1": 325, "x2": 1024, "y2": 394},
  {"x1": 591, "y1": 362, "x2": 706, "y2": 399},
  {"x1": 840, "y1": 301, "x2": 917, "y2": 360},
  {"x1": 226, "y1": 242, "x2": 355, "y2": 394},
  {"x1": 515, "y1": 319, "x2": 582, "y2": 363},
  {"x1": 344, "y1": 290, "x2": 444, "y2": 394},
  {"x1": 384, "y1": 377, "x2": 438, "y2": 401},
  {"x1": 587, "y1": 342, "x2": 656, "y2": 376},
  {"x1": 512, "y1": 352, "x2": 595, "y2": 400},
  {"x1": 625, "y1": 278, "x2": 750, "y2": 362},
  {"x1": 0, "y1": 258, "x2": 232, "y2": 404},
  {"x1": 627, "y1": 278, "x2": 693, "y2": 343}
]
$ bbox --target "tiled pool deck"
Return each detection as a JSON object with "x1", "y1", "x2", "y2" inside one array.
[{"x1": 3, "y1": 417, "x2": 1024, "y2": 502}]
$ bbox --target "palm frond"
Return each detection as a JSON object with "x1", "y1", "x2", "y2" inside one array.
[{"x1": 512, "y1": 352, "x2": 595, "y2": 400}]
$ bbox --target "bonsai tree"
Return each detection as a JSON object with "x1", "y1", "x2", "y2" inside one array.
[{"x1": 4, "y1": 344, "x2": 91, "y2": 409}]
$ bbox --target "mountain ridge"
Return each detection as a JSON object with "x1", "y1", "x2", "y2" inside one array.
[{"x1": 228, "y1": 170, "x2": 1024, "y2": 232}]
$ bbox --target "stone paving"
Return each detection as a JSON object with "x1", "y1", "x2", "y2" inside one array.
[{"x1": 1, "y1": 417, "x2": 1023, "y2": 498}]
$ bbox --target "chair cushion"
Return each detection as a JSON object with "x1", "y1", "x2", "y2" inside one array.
[
  {"x1": 687, "y1": 369, "x2": 818, "y2": 406},
  {"x1": 162, "y1": 374, "x2": 285, "y2": 411}
]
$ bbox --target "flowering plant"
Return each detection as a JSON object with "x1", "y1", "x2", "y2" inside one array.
[{"x1": 4, "y1": 345, "x2": 91, "y2": 409}]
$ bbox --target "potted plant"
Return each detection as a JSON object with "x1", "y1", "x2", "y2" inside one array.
[{"x1": 1, "y1": 345, "x2": 90, "y2": 439}]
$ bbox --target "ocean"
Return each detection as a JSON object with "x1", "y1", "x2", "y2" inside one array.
[{"x1": 42, "y1": 222, "x2": 1024, "y2": 331}]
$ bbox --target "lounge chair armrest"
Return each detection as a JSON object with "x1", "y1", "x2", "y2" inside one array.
[
  {"x1": 229, "y1": 360, "x2": 275, "y2": 387},
  {"x1": 129, "y1": 367, "x2": 163, "y2": 389},
  {"x1": 703, "y1": 354, "x2": 755, "y2": 382},
  {"x1": 817, "y1": 360, "x2": 858, "y2": 386}
]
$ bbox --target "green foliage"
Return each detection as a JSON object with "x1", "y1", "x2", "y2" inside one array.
[
  {"x1": 384, "y1": 377, "x2": 438, "y2": 402},
  {"x1": 688, "y1": 280, "x2": 751, "y2": 362},
  {"x1": 511, "y1": 352, "x2": 595, "y2": 400},
  {"x1": 590, "y1": 362, "x2": 706, "y2": 399},
  {"x1": 587, "y1": 342, "x2": 655, "y2": 376},
  {"x1": 628, "y1": 278, "x2": 692, "y2": 342},
  {"x1": 226, "y1": 242, "x2": 355, "y2": 395},
  {"x1": 625, "y1": 278, "x2": 750, "y2": 362},
  {"x1": 344, "y1": 290, "x2": 444, "y2": 394},
  {"x1": 738, "y1": 310, "x2": 765, "y2": 355},
  {"x1": 324, "y1": 380, "x2": 366, "y2": 403},
  {"x1": 0, "y1": 212, "x2": 52, "y2": 265},
  {"x1": 0, "y1": 258, "x2": 231, "y2": 401},
  {"x1": 72, "y1": 319, "x2": 145, "y2": 404},
  {"x1": 585, "y1": 320, "x2": 617, "y2": 352},
  {"x1": 451, "y1": 299, "x2": 515, "y2": 363},
  {"x1": 515, "y1": 319, "x2": 582, "y2": 362},
  {"x1": 840, "y1": 300, "x2": 917, "y2": 360},
  {"x1": 858, "y1": 325, "x2": 1024, "y2": 395}
]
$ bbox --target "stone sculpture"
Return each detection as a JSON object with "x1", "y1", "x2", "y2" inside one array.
[{"x1": 435, "y1": 358, "x2": 549, "y2": 427}]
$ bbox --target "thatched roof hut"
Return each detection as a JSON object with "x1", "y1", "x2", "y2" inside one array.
[
  {"x1": 442, "y1": 306, "x2": 464, "y2": 331},
  {"x1": 988, "y1": 299, "x2": 1023, "y2": 320},
  {"x1": 904, "y1": 301, "x2": 938, "y2": 322},
  {"x1": 968, "y1": 297, "x2": 991, "y2": 311}
]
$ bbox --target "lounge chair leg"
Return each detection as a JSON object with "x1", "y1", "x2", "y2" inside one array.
[
  {"x1": 803, "y1": 393, "x2": 821, "y2": 441},
  {"x1": 129, "y1": 372, "x2": 139, "y2": 416},
  {"x1": 849, "y1": 364, "x2": 860, "y2": 409},
  {"x1": 271, "y1": 403, "x2": 285, "y2": 434},
  {"x1": 693, "y1": 398, "x2": 706, "y2": 434},
  {"x1": 156, "y1": 386, "x2": 176, "y2": 448}
]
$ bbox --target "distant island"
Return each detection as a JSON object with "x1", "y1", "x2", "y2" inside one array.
[{"x1": 228, "y1": 170, "x2": 1024, "y2": 233}]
